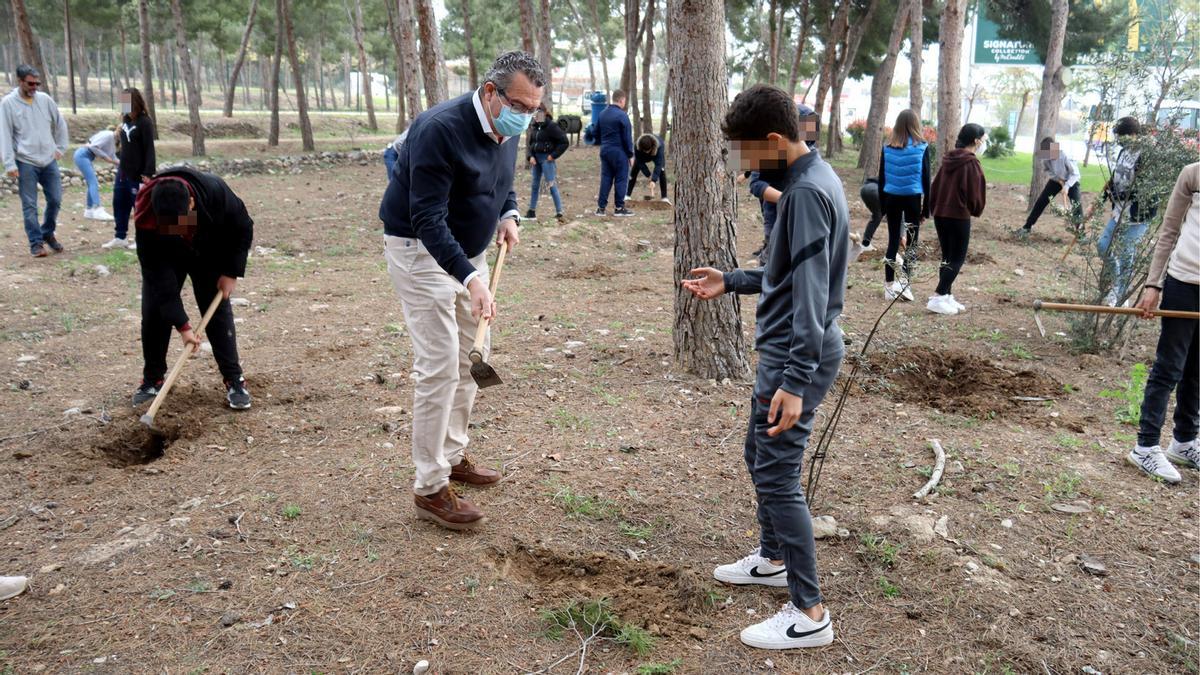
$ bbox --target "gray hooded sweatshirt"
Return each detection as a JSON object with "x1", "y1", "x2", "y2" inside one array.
[
  {"x1": 0, "y1": 89, "x2": 68, "y2": 171},
  {"x1": 723, "y1": 149, "x2": 849, "y2": 396}
]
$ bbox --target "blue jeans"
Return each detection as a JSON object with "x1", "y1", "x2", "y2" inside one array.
[
  {"x1": 18, "y1": 160, "x2": 61, "y2": 249},
  {"x1": 529, "y1": 154, "x2": 563, "y2": 213},
  {"x1": 73, "y1": 147, "x2": 100, "y2": 209},
  {"x1": 383, "y1": 146, "x2": 399, "y2": 179},
  {"x1": 597, "y1": 149, "x2": 628, "y2": 210},
  {"x1": 1097, "y1": 217, "x2": 1149, "y2": 301},
  {"x1": 112, "y1": 171, "x2": 140, "y2": 240}
]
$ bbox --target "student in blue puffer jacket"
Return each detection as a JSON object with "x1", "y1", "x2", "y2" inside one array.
[{"x1": 877, "y1": 109, "x2": 932, "y2": 302}]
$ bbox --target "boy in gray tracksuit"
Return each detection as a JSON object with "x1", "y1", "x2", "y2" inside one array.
[{"x1": 683, "y1": 84, "x2": 848, "y2": 651}]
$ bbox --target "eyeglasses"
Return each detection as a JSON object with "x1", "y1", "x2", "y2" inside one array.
[
  {"x1": 495, "y1": 87, "x2": 535, "y2": 115},
  {"x1": 23, "y1": 80, "x2": 40, "y2": 88}
]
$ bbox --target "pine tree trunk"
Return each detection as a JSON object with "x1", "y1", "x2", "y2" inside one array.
[
  {"x1": 519, "y1": 0, "x2": 536, "y2": 54},
  {"x1": 224, "y1": 0, "x2": 259, "y2": 117},
  {"x1": 137, "y1": 0, "x2": 157, "y2": 135},
  {"x1": 858, "y1": 0, "x2": 910, "y2": 173},
  {"x1": 461, "y1": 0, "x2": 479, "y2": 89},
  {"x1": 268, "y1": 4, "x2": 283, "y2": 145},
  {"x1": 538, "y1": 0, "x2": 553, "y2": 109},
  {"x1": 1030, "y1": 0, "x2": 1068, "y2": 204},
  {"x1": 63, "y1": 2, "x2": 77, "y2": 114},
  {"x1": 825, "y1": 0, "x2": 879, "y2": 158},
  {"x1": 397, "y1": 0, "x2": 423, "y2": 122},
  {"x1": 118, "y1": 23, "x2": 129, "y2": 89},
  {"x1": 415, "y1": 0, "x2": 446, "y2": 106},
  {"x1": 349, "y1": 0, "x2": 377, "y2": 129},
  {"x1": 587, "y1": 0, "x2": 611, "y2": 92},
  {"x1": 384, "y1": 0, "x2": 406, "y2": 127},
  {"x1": 813, "y1": 1, "x2": 849, "y2": 116},
  {"x1": 786, "y1": 1, "x2": 811, "y2": 95},
  {"x1": 669, "y1": 0, "x2": 749, "y2": 380},
  {"x1": 565, "y1": 0, "x2": 596, "y2": 90},
  {"x1": 315, "y1": 35, "x2": 327, "y2": 111},
  {"x1": 640, "y1": 0, "x2": 655, "y2": 133},
  {"x1": 10, "y1": 0, "x2": 47, "y2": 87},
  {"x1": 767, "y1": 0, "x2": 779, "y2": 84},
  {"x1": 908, "y1": 0, "x2": 923, "y2": 116},
  {"x1": 1015, "y1": 89, "x2": 1029, "y2": 139},
  {"x1": 280, "y1": 0, "x2": 313, "y2": 150},
  {"x1": 935, "y1": 0, "x2": 966, "y2": 160},
  {"x1": 170, "y1": 0, "x2": 205, "y2": 156}
]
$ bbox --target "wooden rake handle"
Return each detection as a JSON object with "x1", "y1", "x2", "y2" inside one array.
[
  {"x1": 470, "y1": 241, "x2": 510, "y2": 354},
  {"x1": 1034, "y1": 300, "x2": 1200, "y2": 320},
  {"x1": 143, "y1": 292, "x2": 224, "y2": 423}
]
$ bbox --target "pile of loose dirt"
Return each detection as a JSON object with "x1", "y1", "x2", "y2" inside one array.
[
  {"x1": 492, "y1": 542, "x2": 713, "y2": 627},
  {"x1": 871, "y1": 346, "x2": 1063, "y2": 416},
  {"x1": 555, "y1": 263, "x2": 620, "y2": 280}
]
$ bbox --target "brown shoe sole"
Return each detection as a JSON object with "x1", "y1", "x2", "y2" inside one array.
[
  {"x1": 449, "y1": 473, "x2": 503, "y2": 487},
  {"x1": 415, "y1": 506, "x2": 487, "y2": 530}
]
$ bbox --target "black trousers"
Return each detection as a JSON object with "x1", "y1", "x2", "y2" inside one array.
[
  {"x1": 628, "y1": 165, "x2": 667, "y2": 199},
  {"x1": 1023, "y1": 180, "x2": 1082, "y2": 230},
  {"x1": 860, "y1": 181, "x2": 883, "y2": 246},
  {"x1": 141, "y1": 255, "x2": 242, "y2": 384},
  {"x1": 883, "y1": 193, "x2": 922, "y2": 282},
  {"x1": 934, "y1": 216, "x2": 971, "y2": 296},
  {"x1": 1138, "y1": 275, "x2": 1200, "y2": 448}
]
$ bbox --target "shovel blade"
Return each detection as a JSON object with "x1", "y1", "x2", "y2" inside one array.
[
  {"x1": 470, "y1": 361, "x2": 504, "y2": 388},
  {"x1": 139, "y1": 413, "x2": 156, "y2": 428}
]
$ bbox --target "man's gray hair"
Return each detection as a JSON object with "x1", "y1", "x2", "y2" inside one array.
[
  {"x1": 15, "y1": 64, "x2": 39, "y2": 81},
  {"x1": 483, "y1": 51, "x2": 545, "y2": 90}
]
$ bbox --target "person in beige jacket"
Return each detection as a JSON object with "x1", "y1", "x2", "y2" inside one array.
[{"x1": 1126, "y1": 162, "x2": 1200, "y2": 484}]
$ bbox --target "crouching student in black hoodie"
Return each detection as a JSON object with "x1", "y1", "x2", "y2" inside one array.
[
  {"x1": 132, "y1": 167, "x2": 254, "y2": 410},
  {"x1": 682, "y1": 84, "x2": 848, "y2": 651}
]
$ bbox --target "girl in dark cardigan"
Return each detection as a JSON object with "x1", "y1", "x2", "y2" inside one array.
[{"x1": 927, "y1": 123, "x2": 988, "y2": 316}]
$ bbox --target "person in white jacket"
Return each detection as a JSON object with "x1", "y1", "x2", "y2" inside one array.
[
  {"x1": 75, "y1": 126, "x2": 117, "y2": 225},
  {"x1": 0, "y1": 64, "x2": 68, "y2": 257},
  {"x1": 1019, "y1": 136, "x2": 1082, "y2": 236},
  {"x1": 1126, "y1": 162, "x2": 1200, "y2": 484}
]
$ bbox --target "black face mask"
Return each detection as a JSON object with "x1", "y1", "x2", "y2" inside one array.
[{"x1": 756, "y1": 166, "x2": 788, "y2": 185}]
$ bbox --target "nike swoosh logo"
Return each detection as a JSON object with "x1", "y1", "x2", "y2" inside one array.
[
  {"x1": 786, "y1": 621, "x2": 830, "y2": 639},
  {"x1": 748, "y1": 566, "x2": 786, "y2": 578}
]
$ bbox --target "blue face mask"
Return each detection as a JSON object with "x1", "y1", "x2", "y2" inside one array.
[{"x1": 490, "y1": 92, "x2": 534, "y2": 137}]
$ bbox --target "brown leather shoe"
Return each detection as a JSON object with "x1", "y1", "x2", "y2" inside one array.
[
  {"x1": 449, "y1": 454, "x2": 502, "y2": 486},
  {"x1": 414, "y1": 485, "x2": 485, "y2": 530}
]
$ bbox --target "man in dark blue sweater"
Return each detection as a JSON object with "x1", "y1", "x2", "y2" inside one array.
[
  {"x1": 379, "y1": 51, "x2": 544, "y2": 531},
  {"x1": 595, "y1": 89, "x2": 634, "y2": 217},
  {"x1": 683, "y1": 85, "x2": 848, "y2": 651}
]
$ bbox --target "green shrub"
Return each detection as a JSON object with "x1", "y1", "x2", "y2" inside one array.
[{"x1": 984, "y1": 126, "x2": 1016, "y2": 159}]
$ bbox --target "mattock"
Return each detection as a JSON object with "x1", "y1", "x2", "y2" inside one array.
[{"x1": 1032, "y1": 299, "x2": 1200, "y2": 338}]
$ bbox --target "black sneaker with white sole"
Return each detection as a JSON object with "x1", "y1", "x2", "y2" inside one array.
[
  {"x1": 225, "y1": 378, "x2": 252, "y2": 410},
  {"x1": 132, "y1": 379, "x2": 164, "y2": 406},
  {"x1": 613, "y1": 207, "x2": 635, "y2": 217},
  {"x1": 595, "y1": 207, "x2": 607, "y2": 216}
]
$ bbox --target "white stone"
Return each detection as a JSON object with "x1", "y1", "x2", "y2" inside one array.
[
  {"x1": 230, "y1": 297, "x2": 251, "y2": 307},
  {"x1": 811, "y1": 515, "x2": 838, "y2": 539}
]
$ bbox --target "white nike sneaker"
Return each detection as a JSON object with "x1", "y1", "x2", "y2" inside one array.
[
  {"x1": 740, "y1": 602, "x2": 834, "y2": 650},
  {"x1": 947, "y1": 295, "x2": 966, "y2": 312},
  {"x1": 101, "y1": 237, "x2": 127, "y2": 249},
  {"x1": 926, "y1": 294, "x2": 959, "y2": 315},
  {"x1": 0, "y1": 576, "x2": 28, "y2": 601},
  {"x1": 713, "y1": 549, "x2": 788, "y2": 587},
  {"x1": 92, "y1": 206, "x2": 115, "y2": 221},
  {"x1": 1166, "y1": 438, "x2": 1200, "y2": 469},
  {"x1": 1127, "y1": 446, "x2": 1182, "y2": 484}
]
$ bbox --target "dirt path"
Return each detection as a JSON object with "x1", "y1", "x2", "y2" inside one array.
[{"x1": 0, "y1": 147, "x2": 1195, "y2": 673}]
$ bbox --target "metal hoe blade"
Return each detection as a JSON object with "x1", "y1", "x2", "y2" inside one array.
[{"x1": 469, "y1": 350, "x2": 503, "y2": 388}]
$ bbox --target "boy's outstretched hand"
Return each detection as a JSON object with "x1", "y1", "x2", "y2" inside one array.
[
  {"x1": 767, "y1": 388, "x2": 803, "y2": 437},
  {"x1": 682, "y1": 267, "x2": 725, "y2": 300}
]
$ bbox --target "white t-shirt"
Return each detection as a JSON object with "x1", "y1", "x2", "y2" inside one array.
[{"x1": 87, "y1": 129, "x2": 117, "y2": 162}]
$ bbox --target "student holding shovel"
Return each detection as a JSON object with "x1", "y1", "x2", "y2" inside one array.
[
  {"x1": 132, "y1": 167, "x2": 254, "y2": 411},
  {"x1": 683, "y1": 85, "x2": 849, "y2": 651},
  {"x1": 1126, "y1": 161, "x2": 1200, "y2": 484},
  {"x1": 380, "y1": 51, "x2": 543, "y2": 530}
]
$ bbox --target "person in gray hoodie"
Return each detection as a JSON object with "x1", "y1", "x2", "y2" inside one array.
[
  {"x1": 0, "y1": 65, "x2": 68, "y2": 257},
  {"x1": 683, "y1": 84, "x2": 848, "y2": 651}
]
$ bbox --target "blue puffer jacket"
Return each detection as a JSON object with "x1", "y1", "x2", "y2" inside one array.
[{"x1": 881, "y1": 140, "x2": 928, "y2": 196}]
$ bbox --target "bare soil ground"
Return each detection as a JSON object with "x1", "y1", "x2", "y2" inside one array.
[{"x1": 0, "y1": 144, "x2": 1196, "y2": 674}]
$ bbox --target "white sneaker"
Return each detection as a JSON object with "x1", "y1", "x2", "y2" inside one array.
[
  {"x1": 740, "y1": 602, "x2": 834, "y2": 650},
  {"x1": 714, "y1": 549, "x2": 788, "y2": 587},
  {"x1": 885, "y1": 281, "x2": 913, "y2": 302},
  {"x1": 91, "y1": 206, "x2": 115, "y2": 221},
  {"x1": 0, "y1": 576, "x2": 27, "y2": 601},
  {"x1": 127, "y1": 240, "x2": 137, "y2": 250},
  {"x1": 83, "y1": 207, "x2": 96, "y2": 219},
  {"x1": 947, "y1": 295, "x2": 966, "y2": 312},
  {"x1": 1166, "y1": 439, "x2": 1200, "y2": 469},
  {"x1": 926, "y1": 294, "x2": 959, "y2": 315},
  {"x1": 101, "y1": 237, "x2": 127, "y2": 249},
  {"x1": 1127, "y1": 446, "x2": 1182, "y2": 484},
  {"x1": 660, "y1": 197, "x2": 672, "y2": 205}
]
